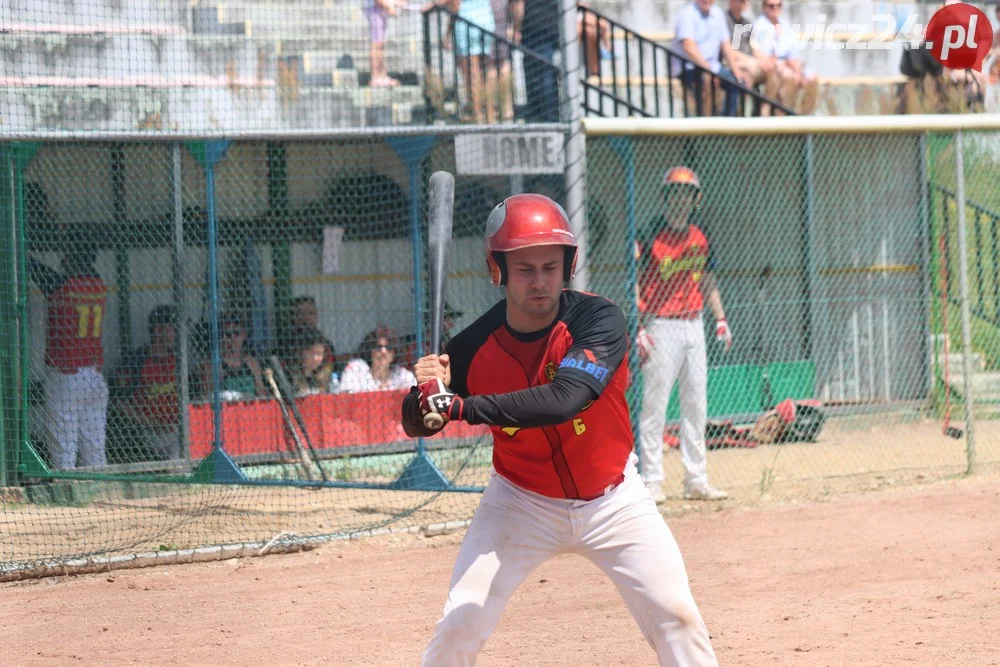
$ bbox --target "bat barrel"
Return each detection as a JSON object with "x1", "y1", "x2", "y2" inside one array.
[{"x1": 427, "y1": 171, "x2": 455, "y2": 355}]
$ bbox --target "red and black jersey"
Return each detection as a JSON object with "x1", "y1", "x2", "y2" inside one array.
[
  {"x1": 637, "y1": 221, "x2": 715, "y2": 319},
  {"x1": 403, "y1": 290, "x2": 633, "y2": 500}
]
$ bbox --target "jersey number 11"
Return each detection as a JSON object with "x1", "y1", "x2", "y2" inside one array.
[{"x1": 75, "y1": 304, "x2": 104, "y2": 338}]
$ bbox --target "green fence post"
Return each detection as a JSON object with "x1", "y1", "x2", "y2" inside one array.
[
  {"x1": 187, "y1": 140, "x2": 247, "y2": 483},
  {"x1": 385, "y1": 135, "x2": 452, "y2": 492},
  {"x1": 607, "y1": 137, "x2": 642, "y2": 464},
  {"x1": 267, "y1": 143, "x2": 291, "y2": 340},
  {"x1": 0, "y1": 144, "x2": 15, "y2": 487}
]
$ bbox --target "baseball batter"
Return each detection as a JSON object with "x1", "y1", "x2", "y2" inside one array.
[
  {"x1": 401, "y1": 194, "x2": 718, "y2": 666},
  {"x1": 30, "y1": 248, "x2": 109, "y2": 470},
  {"x1": 636, "y1": 167, "x2": 730, "y2": 503}
]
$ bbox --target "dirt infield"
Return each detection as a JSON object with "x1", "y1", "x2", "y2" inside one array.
[
  {"x1": 4, "y1": 473, "x2": 998, "y2": 666},
  {"x1": 5, "y1": 411, "x2": 1000, "y2": 568}
]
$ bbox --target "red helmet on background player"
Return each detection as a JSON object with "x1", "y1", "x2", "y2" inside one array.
[
  {"x1": 484, "y1": 193, "x2": 578, "y2": 286},
  {"x1": 663, "y1": 166, "x2": 702, "y2": 211}
]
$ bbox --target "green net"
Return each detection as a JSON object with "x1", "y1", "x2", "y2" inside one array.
[
  {"x1": 0, "y1": 130, "x2": 575, "y2": 575},
  {"x1": 584, "y1": 127, "x2": 1000, "y2": 505}
]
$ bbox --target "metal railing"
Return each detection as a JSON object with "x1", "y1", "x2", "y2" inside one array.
[
  {"x1": 936, "y1": 184, "x2": 1000, "y2": 326},
  {"x1": 421, "y1": 5, "x2": 650, "y2": 123},
  {"x1": 421, "y1": 6, "x2": 559, "y2": 123},
  {"x1": 577, "y1": 5, "x2": 796, "y2": 118}
]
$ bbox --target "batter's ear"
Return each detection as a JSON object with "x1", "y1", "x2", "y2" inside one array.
[{"x1": 487, "y1": 251, "x2": 507, "y2": 286}]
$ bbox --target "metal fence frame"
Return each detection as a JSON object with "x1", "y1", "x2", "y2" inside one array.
[{"x1": 584, "y1": 113, "x2": 1000, "y2": 474}]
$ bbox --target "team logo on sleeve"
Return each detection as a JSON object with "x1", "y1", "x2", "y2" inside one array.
[
  {"x1": 544, "y1": 362, "x2": 557, "y2": 382},
  {"x1": 559, "y1": 349, "x2": 611, "y2": 384}
]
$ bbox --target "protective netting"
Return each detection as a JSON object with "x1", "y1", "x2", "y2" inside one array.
[
  {"x1": 0, "y1": 131, "x2": 572, "y2": 573},
  {"x1": 2, "y1": 0, "x2": 569, "y2": 133},
  {"x1": 584, "y1": 128, "x2": 1000, "y2": 506}
]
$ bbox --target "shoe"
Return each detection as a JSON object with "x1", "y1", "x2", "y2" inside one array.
[{"x1": 683, "y1": 484, "x2": 728, "y2": 501}]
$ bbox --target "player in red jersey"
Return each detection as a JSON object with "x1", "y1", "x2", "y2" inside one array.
[
  {"x1": 635, "y1": 166, "x2": 731, "y2": 503},
  {"x1": 401, "y1": 194, "x2": 718, "y2": 666},
  {"x1": 113, "y1": 305, "x2": 181, "y2": 461},
  {"x1": 29, "y1": 247, "x2": 109, "y2": 470}
]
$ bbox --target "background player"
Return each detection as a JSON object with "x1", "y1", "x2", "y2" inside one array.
[
  {"x1": 401, "y1": 194, "x2": 719, "y2": 666},
  {"x1": 636, "y1": 166, "x2": 731, "y2": 503},
  {"x1": 29, "y1": 246, "x2": 109, "y2": 470}
]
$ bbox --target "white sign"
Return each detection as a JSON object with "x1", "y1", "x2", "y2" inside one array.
[
  {"x1": 322, "y1": 225, "x2": 345, "y2": 275},
  {"x1": 455, "y1": 132, "x2": 565, "y2": 175}
]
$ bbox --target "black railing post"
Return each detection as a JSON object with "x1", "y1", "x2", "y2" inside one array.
[
  {"x1": 652, "y1": 41, "x2": 660, "y2": 116},
  {"x1": 422, "y1": 11, "x2": 433, "y2": 122},
  {"x1": 991, "y1": 215, "x2": 999, "y2": 322},
  {"x1": 638, "y1": 39, "x2": 647, "y2": 114},
  {"x1": 974, "y1": 210, "x2": 985, "y2": 316}
]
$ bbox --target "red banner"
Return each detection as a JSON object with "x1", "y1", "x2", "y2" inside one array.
[{"x1": 188, "y1": 390, "x2": 489, "y2": 459}]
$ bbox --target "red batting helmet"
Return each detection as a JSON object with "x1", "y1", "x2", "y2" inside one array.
[
  {"x1": 484, "y1": 193, "x2": 578, "y2": 287},
  {"x1": 662, "y1": 166, "x2": 702, "y2": 211},
  {"x1": 663, "y1": 166, "x2": 701, "y2": 189}
]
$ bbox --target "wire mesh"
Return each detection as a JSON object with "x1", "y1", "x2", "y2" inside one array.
[
  {"x1": 0, "y1": 130, "x2": 576, "y2": 573},
  {"x1": 583, "y1": 129, "x2": 1000, "y2": 507}
]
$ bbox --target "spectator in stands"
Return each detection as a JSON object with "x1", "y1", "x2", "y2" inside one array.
[
  {"x1": 490, "y1": 0, "x2": 516, "y2": 121},
  {"x1": 336, "y1": 325, "x2": 417, "y2": 393},
  {"x1": 112, "y1": 306, "x2": 182, "y2": 461},
  {"x1": 898, "y1": 0, "x2": 987, "y2": 113},
  {"x1": 364, "y1": 0, "x2": 403, "y2": 87},
  {"x1": 511, "y1": 0, "x2": 561, "y2": 122},
  {"x1": 457, "y1": 0, "x2": 498, "y2": 122},
  {"x1": 282, "y1": 326, "x2": 336, "y2": 397},
  {"x1": 29, "y1": 245, "x2": 109, "y2": 470},
  {"x1": 724, "y1": 0, "x2": 768, "y2": 98},
  {"x1": 672, "y1": 0, "x2": 751, "y2": 117},
  {"x1": 749, "y1": 0, "x2": 819, "y2": 114},
  {"x1": 424, "y1": 0, "x2": 498, "y2": 121},
  {"x1": 289, "y1": 295, "x2": 341, "y2": 374},
  {"x1": 578, "y1": 1, "x2": 611, "y2": 78},
  {"x1": 198, "y1": 311, "x2": 265, "y2": 401}
]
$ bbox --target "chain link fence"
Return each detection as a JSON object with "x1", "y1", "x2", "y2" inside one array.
[
  {"x1": 0, "y1": 126, "x2": 573, "y2": 576},
  {"x1": 5, "y1": 117, "x2": 1000, "y2": 576},
  {"x1": 583, "y1": 119, "x2": 1000, "y2": 508}
]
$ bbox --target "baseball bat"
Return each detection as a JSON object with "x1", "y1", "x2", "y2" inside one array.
[
  {"x1": 264, "y1": 367, "x2": 317, "y2": 482},
  {"x1": 423, "y1": 170, "x2": 455, "y2": 430},
  {"x1": 269, "y1": 355, "x2": 331, "y2": 481}
]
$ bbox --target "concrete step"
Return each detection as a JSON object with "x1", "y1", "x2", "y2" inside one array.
[
  {"x1": 944, "y1": 352, "x2": 986, "y2": 373},
  {"x1": 947, "y1": 370, "x2": 1000, "y2": 396}
]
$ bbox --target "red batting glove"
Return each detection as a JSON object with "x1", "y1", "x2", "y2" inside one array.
[
  {"x1": 417, "y1": 378, "x2": 464, "y2": 424},
  {"x1": 636, "y1": 326, "x2": 654, "y2": 365},
  {"x1": 715, "y1": 319, "x2": 732, "y2": 352}
]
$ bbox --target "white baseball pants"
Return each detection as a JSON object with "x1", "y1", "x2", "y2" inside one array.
[
  {"x1": 421, "y1": 463, "x2": 718, "y2": 667},
  {"x1": 639, "y1": 317, "x2": 708, "y2": 491},
  {"x1": 44, "y1": 366, "x2": 109, "y2": 470}
]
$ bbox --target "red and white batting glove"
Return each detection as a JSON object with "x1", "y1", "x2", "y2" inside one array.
[
  {"x1": 715, "y1": 319, "x2": 732, "y2": 352},
  {"x1": 417, "y1": 378, "x2": 464, "y2": 428},
  {"x1": 636, "y1": 326, "x2": 654, "y2": 365}
]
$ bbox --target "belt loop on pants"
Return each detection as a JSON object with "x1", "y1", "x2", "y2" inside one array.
[{"x1": 578, "y1": 473, "x2": 625, "y2": 501}]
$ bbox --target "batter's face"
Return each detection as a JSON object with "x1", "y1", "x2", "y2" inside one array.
[{"x1": 504, "y1": 245, "x2": 564, "y2": 331}]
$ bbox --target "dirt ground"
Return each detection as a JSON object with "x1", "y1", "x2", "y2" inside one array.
[
  {"x1": 5, "y1": 412, "x2": 1000, "y2": 568},
  {"x1": 4, "y1": 473, "x2": 998, "y2": 667}
]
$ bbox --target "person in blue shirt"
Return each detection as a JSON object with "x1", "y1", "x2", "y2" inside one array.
[{"x1": 672, "y1": 0, "x2": 752, "y2": 116}]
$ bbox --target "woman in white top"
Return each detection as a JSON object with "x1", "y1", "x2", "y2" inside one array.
[{"x1": 335, "y1": 326, "x2": 417, "y2": 394}]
